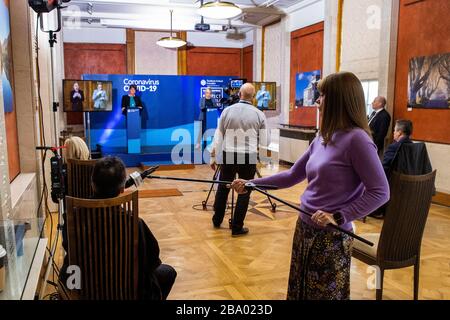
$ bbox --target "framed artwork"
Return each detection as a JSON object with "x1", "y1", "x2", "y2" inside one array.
[
  {"x1": 408, "y1": 53, "x2": 450, "y2": 109},
  {"x1": 0, "y1": 0, "x2": 14, "y2": 113},
  {"x1": 295, "y1": 70, "x2": 321, "y2": 107}
]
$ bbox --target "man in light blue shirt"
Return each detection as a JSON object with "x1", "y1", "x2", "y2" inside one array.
[
  {"x1": 255, "y1": 84, "x2": 271, "y2": 109},
  {"x1": 92, "y1": 82, "x2": 108, "y2": 110}
]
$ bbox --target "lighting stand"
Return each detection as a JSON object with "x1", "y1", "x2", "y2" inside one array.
[{"x1": 37, "y1": 9, "x2": 66, "y2": 300}]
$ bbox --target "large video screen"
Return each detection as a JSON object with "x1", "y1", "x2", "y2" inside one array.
[
  {"x1": 251, "y1": 82, "x2": 277, "y2": 111},
  {"x1": 63, "y1": 80, "x2": 113, "y2": 112},
  {"x1": 230, "y1": 79, "x2": 246, "y2": 89}
]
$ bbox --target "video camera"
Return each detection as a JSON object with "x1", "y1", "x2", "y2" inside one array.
[
  {"x1": 37, "y1": 146, "x2": 66, "y2": 203},
  {"x1": 220, "y1": 78, "x2": 246, "y2": 108},
  {"x1": 50, "y1": 154, "x2": 66, "y2": 203}
]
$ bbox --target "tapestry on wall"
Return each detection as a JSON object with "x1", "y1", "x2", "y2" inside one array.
[
  {"x1": 408, "y1": 53, "x2": 450, "y2": 109},
  {"x1": 295, "y1": 70, "x2": 321, "y2": 107},
  {"x1": 0, "y1": 0, "x2": 14, "y2": 113}
]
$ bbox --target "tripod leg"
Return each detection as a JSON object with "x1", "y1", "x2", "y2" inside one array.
[
  {"x1": 255, "y1": 167, "x2": 262, "y2": 178},
  {"x1": 256, "y1": 166, "x2": 276, "y2": 212},
  {"x1": 229, "y1": 188, "x2": 234, "y2": 229},
  {"x1": 267, "y1": 195, "x2": 277, "y2": 212},
  {"x1": 202, "y1": 165, "x2": 221, "y2": 210}
]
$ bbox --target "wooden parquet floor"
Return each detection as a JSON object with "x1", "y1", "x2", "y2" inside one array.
[
  {"x1": 48, "y1": 164, "x2": 450, "y2": 300},
  {"x1": 134, "y1": 165, "x2": 450, "y2": 300}
]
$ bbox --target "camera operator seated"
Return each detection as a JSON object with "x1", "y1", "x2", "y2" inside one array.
[
  {"x1": 60, "y1": 157, "x2": 177, "y2": 300},
  {"x1": 59, "y1": 136, "x2": 91, "y2": 290}
]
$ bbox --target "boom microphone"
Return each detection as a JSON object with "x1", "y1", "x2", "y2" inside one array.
[
  {"x1": 36, "y1": 146, "x2": 56, "y2": 151},
  {"x1": 36, "y1": 145, "x2": 65, "y2": 156},
  {"x1": 125, "y1": 166, "x2": 160, "y2": 188}
]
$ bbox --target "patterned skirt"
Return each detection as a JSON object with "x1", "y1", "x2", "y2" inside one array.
[{"x1": 287, "y1": 217, "x2": 353, "y2": 300}]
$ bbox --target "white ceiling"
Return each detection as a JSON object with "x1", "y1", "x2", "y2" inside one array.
[{"x1": 61, "y1": 0, "x2": 308, "y2": 32}]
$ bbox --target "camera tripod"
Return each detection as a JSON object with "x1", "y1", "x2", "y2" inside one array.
[{"x1": 201, "y1": 164, "x2": 277, "y2": 229}]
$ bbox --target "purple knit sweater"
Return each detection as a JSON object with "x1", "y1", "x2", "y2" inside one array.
[{"x1": 253, "y1": 128, "x2": 390, "y2": 231}]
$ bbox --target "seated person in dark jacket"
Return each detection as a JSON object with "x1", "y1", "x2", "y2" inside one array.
[
  {"x1": 370, "y1": 119, "x2": 412, "y2": 219},
  {"x1": 91, "y1": 157, "x2": 176, "y2": 300},
  {"x1": 60, "y1": 157, "x2": 176, "y2": 300},
  {"x1": 382, "y1": 119, "x2": 413, "y2": 176}
]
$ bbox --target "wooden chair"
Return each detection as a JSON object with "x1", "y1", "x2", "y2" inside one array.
[
  {"x1": 66, "y1": 158, "x2": 98, "y2": 198},
  {"x1": 65, "y1": 191, "x2": 139, "y2": 300},
  {"x1": 352, "y1": 170, "x2": 436, "y2": 300}
]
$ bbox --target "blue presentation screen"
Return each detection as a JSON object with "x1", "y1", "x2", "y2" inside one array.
[{"x1": 82, "y1": 74, "x2": 234, "y2": 156}]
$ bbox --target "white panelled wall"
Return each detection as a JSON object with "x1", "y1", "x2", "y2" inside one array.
[{"x1": 135, "y1": 31, "x2": 178, "y2": 75}]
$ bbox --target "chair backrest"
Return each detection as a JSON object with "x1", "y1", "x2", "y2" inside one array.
[
  {"x1": 391, "y1": 142, "x2": 432, "y2": 176},
  {"x1": 66, "y1": 191, "x2": 139, "y2": 300},
  {"x1": 66, "y1": 158, "x2": 98, "y2": 198},
  {"x1": 377, "y1": 170, "x2": 436, "y2": 265}
]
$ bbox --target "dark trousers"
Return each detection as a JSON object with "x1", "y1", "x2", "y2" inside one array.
[
  {"x1": 213, "y1": 153, "x2": 257, "y2": 231},
  {"x1": 154, "y1": 264, "x2": 177, "y2": 300}
]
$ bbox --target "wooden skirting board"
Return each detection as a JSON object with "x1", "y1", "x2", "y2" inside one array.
[
  {"x1": 124, "y1": 189, "x2": 183, "y2": 198},
  {"x1": 432, "y1": 191, "x2": 450, "y2": 208},
  {"x1": 139, "y1": 189, "x2": 182, "y2": 198}
]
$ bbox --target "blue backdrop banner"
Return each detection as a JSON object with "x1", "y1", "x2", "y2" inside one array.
[{"x1": 82, "y1": 74, "x2": 234, "y2": 165}]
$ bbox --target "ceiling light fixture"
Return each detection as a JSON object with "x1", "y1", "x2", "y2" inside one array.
[
  {"x1": 156, "y1": 10, "x2": 187, "y2": 49},
  {"x1": 198, "y1": 1, "x2": 242, "y2": 20}
]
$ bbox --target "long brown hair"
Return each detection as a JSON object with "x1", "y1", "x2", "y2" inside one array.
[{"x1": 317, "y1": 72, "x2": 371, "y2": 145}]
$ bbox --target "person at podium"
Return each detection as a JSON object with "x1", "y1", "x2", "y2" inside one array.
[
  {"x1": 121, "y1": 85, "x2": 143, "y2": 116},
  {"x1": 196, "y1": 87, "x2": 218, "y2": 149}
]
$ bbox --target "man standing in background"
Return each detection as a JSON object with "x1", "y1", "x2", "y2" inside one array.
[
  {"x1": 368, "y1": 96, "x2": 391, "y2": 156},
  {"x1": 210, "y1": 83, "x2": 270, "y2": 236}
]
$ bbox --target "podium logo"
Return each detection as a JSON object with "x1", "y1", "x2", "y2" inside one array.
[{"x1": 170, "y1": 126, "x2": 276, "y2": 165}]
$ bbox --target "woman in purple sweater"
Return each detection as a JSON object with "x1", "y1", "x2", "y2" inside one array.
[{"x1": 232, "y1": 72, "x2": 390, "y2": 300}]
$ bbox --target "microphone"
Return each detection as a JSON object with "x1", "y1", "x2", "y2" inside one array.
[{"x1": 125, "y1": 166, "x2": 159, "y2": 188}]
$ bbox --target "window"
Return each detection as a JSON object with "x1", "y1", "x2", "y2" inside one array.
[{"x1": 361, "y1": 80, "x2": 379, "y2": 116}]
